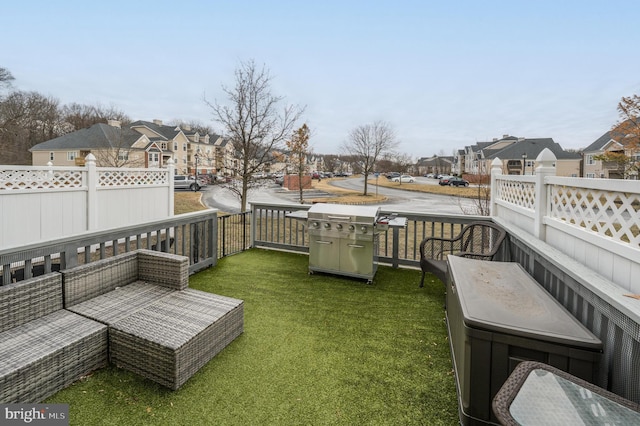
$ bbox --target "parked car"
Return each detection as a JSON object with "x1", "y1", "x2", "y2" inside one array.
[
  {"x1": 391, "y1": 175, "x2": 415, "y2": 183},
  {"x1": 439, "y1": 176, "x2": 469, "y2": 187},
  {"x1": 386, "y1": 172, "x2": 401, "y2": 180},
  {"x1": 424, "y1": 173, "x2": 435, "y2": 178},
  {"x1": 174, "y1": 175, "x2": 205, "y2": 191}
]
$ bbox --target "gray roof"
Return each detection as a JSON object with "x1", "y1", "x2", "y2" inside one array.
[
  {"x1": 484, "y1": 138, "x2": 581, "y2": 160},
  {"x1": 583, "y1": 118, "x2": 638, "y2": 152},
  {"x1": 417, "y1": 155, "x2": 454, "y2": 166},
  {"x1": 30, "y1": 123, "x2": 143, "y2": 151},
  {"x1": 582, "y1": 131, "x2": 613, "y2": 152},
  {"x1": 129, "y1": 120, "x2": 181, "y2": 140}
]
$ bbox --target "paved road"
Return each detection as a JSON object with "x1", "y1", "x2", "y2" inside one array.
[
  {"x1": 329, "y1": 177, "x2": 478, "y2": 215},
  {"x1": 201, "y1": 177, "x2": 479, "y2": 215}
]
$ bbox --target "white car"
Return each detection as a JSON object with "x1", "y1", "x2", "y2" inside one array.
[
  {"x1": 174, "y1": 175, "x2": 206, "y2": 191},
  {"x1": 392, "y1": 175, "x2": 415, "y2": 183}
]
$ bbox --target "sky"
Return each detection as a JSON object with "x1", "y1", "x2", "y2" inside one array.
[{"x1": 3, "y1": 0, "x2": 640, "y2": 158}]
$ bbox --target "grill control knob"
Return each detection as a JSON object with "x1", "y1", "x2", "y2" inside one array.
[
  {"x1": 348, "y1": 225, "x2": 355, "y2": 231},
  {"x1": 312, "y1": 222, "x2": 319, "y2": 228},
  {"x1": 336, "y1": 224, "x2": 343, "y2": 230},
  {"x1": 324, "y1": 222, "x2": 331, "y2": 229},
  {"x1": 361, "y1": 226, "x2": 368, "y2": 233}
]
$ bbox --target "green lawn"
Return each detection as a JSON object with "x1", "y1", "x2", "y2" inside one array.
[{"x1": 47, "y1": 249, "x2": 458, "y2": 425}]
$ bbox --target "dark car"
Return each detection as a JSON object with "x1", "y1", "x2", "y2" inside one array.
[
  {"x1": 440, "y1": 176, "x2": 469, "y2": 187},
  {"x1": 386, "y1": 172, "x2": 401, "y2": 180}
]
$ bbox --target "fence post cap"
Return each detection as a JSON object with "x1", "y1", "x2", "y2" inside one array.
[{"x1": 536, "y1": 148, "x2": 556, "y2": 165}]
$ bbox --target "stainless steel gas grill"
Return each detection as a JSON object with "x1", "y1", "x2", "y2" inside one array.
[{"x1": 306, "y1": 204, "x2": 391, "y2": 282}]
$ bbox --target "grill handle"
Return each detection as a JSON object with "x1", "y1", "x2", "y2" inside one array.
[
  {"x1": 347, "y1": 244, "x2": 364, "y2": 248},
  {"x1": 326, "y1": 215, "x2": 352, "y2": 220},
  {"x1": 315, "y1": 241, "x2": 332, "y2": 245}
]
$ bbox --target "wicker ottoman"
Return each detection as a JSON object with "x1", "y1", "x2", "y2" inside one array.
[{"x1": 109, "y1": 289, "x2": 244, "y2": 390}]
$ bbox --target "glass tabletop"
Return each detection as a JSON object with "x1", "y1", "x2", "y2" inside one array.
[{"x1": 510, "y1": 368, "x2": 640, "y2": 425}]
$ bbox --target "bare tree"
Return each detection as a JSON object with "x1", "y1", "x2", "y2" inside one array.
[
  {"x1": 170, "y1": 119, "x2": 218, "y2": 137},
  {"x1": 91, "y1": 128, "x2": 145, "y2": 168},
  {"x1": 287, "y1": 123, "x2": 311, "y2": 203},
  {"x1": 459, "y1": 173, "x2": 491, "y2": 216},
  {"x1": 61, "y1": 103, "x2": 130, "y2": 131},
  {"x1": 0, "y1": 91, "x2": 66, "y2": 164},
  {"x1": 206, "y1": 60, "x2": 304, "y2": 211},
  {"x1": 393, "y1": 152, "x2": 414, "y2": 186},
  {"x1": 342, "y1": 121, "x2": 398, "y2": 195},
  {"x1": 0, "y1": 67, "x2": 14, "y2": 90}
]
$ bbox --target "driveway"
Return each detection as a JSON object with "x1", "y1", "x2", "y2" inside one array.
[
  {"x1": 329, "y1": 177, "x2": 479, "y2": 215},
  {"x1": 201, "y1": 177, "x2": 480, "y2": 215}
]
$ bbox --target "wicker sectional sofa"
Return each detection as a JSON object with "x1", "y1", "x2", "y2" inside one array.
[
  {"x1": 0, "y1": 273, "x2": 108, "y2": 403},
  {"x1": 61, "y1": 249, "x2": 244, "y2": 390},
  {"x1": 0, "y1": 249, "x2": 244, "y2": 402}
]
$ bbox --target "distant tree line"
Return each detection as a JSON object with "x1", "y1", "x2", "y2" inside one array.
[{"x1": 0, "y1": 66, "x2": 216, "y2": 165}]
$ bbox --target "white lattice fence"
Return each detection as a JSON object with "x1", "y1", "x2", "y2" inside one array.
[
  {"x1": 98, "y1": 169, "x2": 169, "y2": 186},
  {"x1": 0, "y1": 162, "x2": 173, "y2": 249},
  {"x1": 0, "y1": 167, "x2": 85, "y2": 190},
  {"x1": 549, "y1": 181, "x2": 640, "y2": 248},
  {"x1": 495, "y1": 176, "x2": 536, "y2": 210}
]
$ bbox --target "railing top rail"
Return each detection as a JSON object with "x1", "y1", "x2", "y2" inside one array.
[
  {"x1": 97, "y1": 167, "x2": 167, "y2": 173},
  {"x1": 250, "y1": 201, "x2": 311, "y2": 210},
  {"x1": 0, "y1": 209, "x2": 218, "y2": 264},
  {"x1": 0, "y1": 165, "x2": 87, "y2": 171},
  {"x1": 494, "y1": 174, "x2": 536, "y2": 182},
  {"x1": 546, "y1": 176, "x2": 640, "y2": 192},
  {"x1": 250, "y1": 201, "x2": 488, "y2": 223}
]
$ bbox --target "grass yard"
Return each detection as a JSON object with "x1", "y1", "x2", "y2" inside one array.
[
  {"x1": 46, "y1": 249, "x2": 457, "y2": 425},
  {"x1": 174, "y1": 191, "x2": 208, "y2": 215}
]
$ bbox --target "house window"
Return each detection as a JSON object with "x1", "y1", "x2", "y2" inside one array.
[
  {"x1": 118, "y1": 152, "x2": 129, "y2": 161},
  {"x1": 174, "y1": 142, "x2": 178, "y2": 151},
  {"x1": 586, "y1": 155, "x2": 595, "y2": 165},
  {"x1": 183, "y1": 143, "x2": 187, "y2": 152},
  {"x1": 49, "y1": 152, "x2": 54, "y2": 161},
  {"x1": 161, "y1": 142, "x2": 167, "y2": 150},
  {"x1": 67, "y1": 151, "x2": 78, "y2": 161},
  {"x1": 586, "y1": 173, "x2": 595, "y2": 178}
]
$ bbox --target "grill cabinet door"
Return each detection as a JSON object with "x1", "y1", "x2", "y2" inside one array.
[
  {"x1": 339, "y1": 239, "x2": 374, "y2": 276},
  {"x1": 309, "y1": 235, "x2": 340, "y2": 272}
]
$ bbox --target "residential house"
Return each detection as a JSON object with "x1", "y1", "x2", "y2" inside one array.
[
  {"x1": 128, "y1": 120, "x2": 221, "y2": 176},
  {"x1": 583, "y1": 125, "x2": 639, "y2": 179},
  {"x1": 482, "y1": 138, "x2": 581, "y2": 176},
  {"x1": 30, "y1": 120, "x2": 158, "y2": 168},
  {"x1": 463, "y1": 136, "x2": 519, "y2": 175},
  {"x1": 30, "y1": 119, "x2": 225, "y2": 176},
  {"x1": 416, "y1": 155, "x2": 454, "y2": 176}
]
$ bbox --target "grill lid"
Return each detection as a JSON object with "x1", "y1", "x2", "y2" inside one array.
[{"x1": 307, "y1": 203, "x2": 380, "y2": 223}]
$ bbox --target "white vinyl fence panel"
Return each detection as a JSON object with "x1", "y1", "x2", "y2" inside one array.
[{"x1": 0, "y1": 156, "x2": 175, "y2": 250}]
